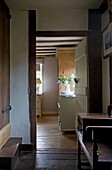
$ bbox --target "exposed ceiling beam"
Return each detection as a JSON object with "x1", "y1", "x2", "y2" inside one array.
[
  {"x1": 36, "y1": 39, "x2": 82, "y2": 43},
  {"x1": 36, "y1": 31, "x2": 89, "y2": 37},
  {"x1": 36, "y1": 50, "x2": 56, "y2": 53},
  {"x1": 36, "y1": 42, "x2": 80, "y2": 46},
  {"x1": 36, "y1": 52, "x2": 56, "y2": 56},
  {"x1": 35, "y1": 33, "x2": 84, "y2": 58},
  {"x1": 36, "y1": 47, "x2": 56, "y2": 50},
  {"x1": 36, "y1": 54, "x2": 55, "y2": 58}
]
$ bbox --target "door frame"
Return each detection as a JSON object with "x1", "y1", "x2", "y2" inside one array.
[
  {"x1": 29, "y1": 27, "x2": 89, "y2": 149},
  {"x1": 29, "y1": 29, "x2": 103, "y2": 149},
  {"x1": 29, "y1": 9, "x2": 103, "y2": 149},
  {"x1": 29, "y1": 10, "x2": 36, "y2": 149}
]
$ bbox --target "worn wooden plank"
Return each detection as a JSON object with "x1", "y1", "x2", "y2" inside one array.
[
  {"x1": 37, "y1": 148, "x2": 77, "y2": 154},
  {"x1": 37, "y1": 115, "x2": 77, "y2": 149},
  {"x1": 14, "y1": 149, "x2": 90, "y2": 170}
]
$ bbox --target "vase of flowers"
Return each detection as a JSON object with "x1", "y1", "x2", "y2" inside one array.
[{"x1": 57, "y1": 74, "x2": 79, "y2": 94}]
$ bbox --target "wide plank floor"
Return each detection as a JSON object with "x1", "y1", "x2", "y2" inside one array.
[
  {"x1": 14, "y1": 115, "x2": 90, "y2": 170},
  {"x1": 37, "y1": 115, "x2": 77, "y2": 149}
]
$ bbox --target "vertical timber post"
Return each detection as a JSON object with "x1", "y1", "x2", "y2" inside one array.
[{"x1": 29, "y1": 10, "x2": 36, "y2": 149}]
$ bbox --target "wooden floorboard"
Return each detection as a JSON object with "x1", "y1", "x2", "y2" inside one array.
[
  {"x1": 14, "y1": 150, "x2": 77, "y2": 170},
  {"x1": 37, "y1": 115, "x2": 77, "y2": 149},
  {"x1": 14, "y1": 149, "x2": 90, "y2": 170},
  {"x1": 37, "y1": 148, "x2": 77, "y2": 154},
  {"x1": 14, "y1": 116, "x2": 90, "y2": 170}
]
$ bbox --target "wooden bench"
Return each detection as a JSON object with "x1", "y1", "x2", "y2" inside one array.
[
  {"x1": 77, "y1": 113, "x2": 112, "y2": 170},
  {"x1": 77, "y1": 126, "x2": 112, "y2": 170},
  {"x1": 0, "y1": 137, "x2": 22, "y2": 170}
]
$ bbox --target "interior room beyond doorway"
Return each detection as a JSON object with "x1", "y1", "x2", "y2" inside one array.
[{"x1": 37, "y1": 115, "x2": 77, "y2": 149}]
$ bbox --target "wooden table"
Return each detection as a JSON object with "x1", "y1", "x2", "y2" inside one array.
[
  {"x1": 78, "y1": 113, "x2": 112, "y2": 142},
  {"x1": 77, "y1": 113, "x2": 112, "y2": 170}
]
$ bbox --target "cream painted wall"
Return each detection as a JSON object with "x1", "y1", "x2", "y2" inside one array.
[
  {"x1": 101, "y1": 10, "x2": 110, "y2": 113},
  {"x1": 9, "y1": 8, "x2": 88, "y2": 144},
  {"x1": 10, "y1": 11, "x2": 30, "y2": 143},
  {"x1": 36, "y1": 9, "x2": 88, "y2": 31},
  {"x1": 42, "y1": 57, "x2": 58, "y2": 114}
]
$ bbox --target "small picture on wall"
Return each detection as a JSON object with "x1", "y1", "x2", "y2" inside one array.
[{"x1": 103, "y1": 22, "x2": 112, "y2": 58}]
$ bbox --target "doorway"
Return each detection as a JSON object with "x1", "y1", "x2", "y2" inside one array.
[
  {"x1": 29, "y1": 29, "x2": 89, "y2": 149},
  {"x1": 35, "y1": 31, "x2": 88, "y2": 150}
]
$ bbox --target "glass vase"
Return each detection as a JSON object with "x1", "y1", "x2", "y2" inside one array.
[{"x1": 65, "y1": 84, "x2": 70, "y2": 93}]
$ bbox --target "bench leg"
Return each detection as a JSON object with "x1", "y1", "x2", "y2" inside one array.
[
  {"x1": 78, "y1": 139, "x2": 81, "y2": 170},
  {"x1": 93, "y1": 130, "x2": 99, "y2": 170}
]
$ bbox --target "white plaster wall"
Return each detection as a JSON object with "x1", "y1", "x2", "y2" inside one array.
[
  {"x1": 42, "y1": 57, "x2": 58, "y2": 114},
  {"x1": 101, "y1": 10, "x2": 110, "y2": 113},
  {"x1": 36, "y1": 9, "x2": 88, "y2": 31},
  {"x1": 10, "y1": 11, "x2": 30, "y2": 143}
]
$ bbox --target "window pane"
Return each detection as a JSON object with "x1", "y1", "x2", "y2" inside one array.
[{"x1": 36, "y1": 64, "x2": 43, "y2": 94}]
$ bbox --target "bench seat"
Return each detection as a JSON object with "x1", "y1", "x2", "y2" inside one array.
[
  {"x1": 0, "y1": 137, "x2": 22, "y2": 170},
  {"x1": 77, "y1": 130, "x2": 112, "y2": 170}
]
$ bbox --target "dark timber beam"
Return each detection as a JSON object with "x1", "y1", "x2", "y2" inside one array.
[{"x1": 29, "y1": 10, "x2": 36, "y2": 150}]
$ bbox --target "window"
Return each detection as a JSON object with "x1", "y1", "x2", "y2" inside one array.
[{"x1": 36, "y1": 64, "x2": 43, "y2": 94}]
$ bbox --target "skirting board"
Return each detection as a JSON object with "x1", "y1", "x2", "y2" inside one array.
[
  {"x1": 0, "y1": 123, "x2": 11, "y2": 149},
  {"x1": 42, "y1": 111, "x2": 58, "y2": 115}
]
